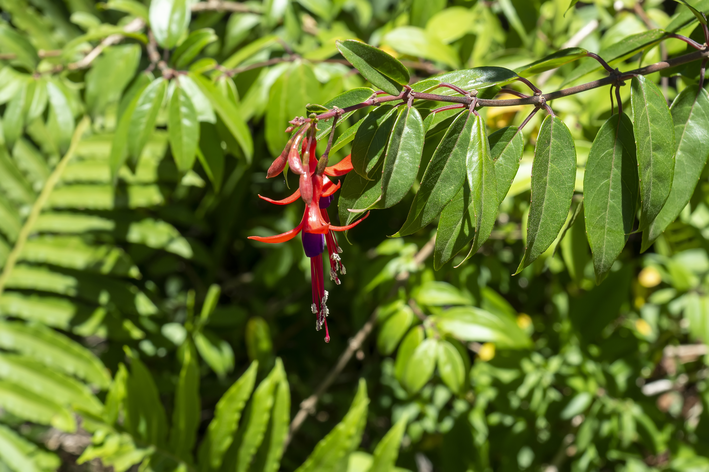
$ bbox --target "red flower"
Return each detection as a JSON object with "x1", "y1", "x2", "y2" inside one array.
[{"x1": 249, "y1": 124, "x2": 368, "y2": 342}]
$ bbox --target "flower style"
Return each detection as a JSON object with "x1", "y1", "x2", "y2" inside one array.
[{"x1": 248, "y1": 124, "x2": 369, "y2": 342}]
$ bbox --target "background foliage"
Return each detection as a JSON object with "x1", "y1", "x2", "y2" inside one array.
[{"x1": 1, "y1": 0, "x2": 709, "y2": 471}]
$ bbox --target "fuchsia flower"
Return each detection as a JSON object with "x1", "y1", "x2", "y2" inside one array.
[{"x1": 248, "y1": 124, "x2": 369, "y2": 342}]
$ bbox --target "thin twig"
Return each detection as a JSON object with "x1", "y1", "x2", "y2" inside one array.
[
  {"x1": 190, "y1": 1, "x2": 262, "y2": 14},
  {"x1": 68, "y1": 18, "x2": 145, "y2": 71},
  {"x1": 0, "y1": 117, "x2": 90, "y2": 298},
  {"x1": 284, "y1": 236, "x2": 436, "y2": 449}
]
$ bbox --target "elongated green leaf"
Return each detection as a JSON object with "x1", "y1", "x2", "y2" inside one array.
[
  {"x1": 402, "y1": 338, "x2": 437, "y2": 394},
  {"x1": 169, "y1": 87, "x2": 200, "y2": 172},
  {"x1": 336, "y1": 40, "x2": 409, "y2": 96},
  {"x1": 564, "y1": 30, "x2": 666, "y2": 84},
  {"x1": 396, "y1": 111, "x2": 470, "y2": 236},
  {"x1": 180, "y1": 75, "x2": 216, "y2": 123},
  {"x1": 429, "y1": 67, "x2": 519, "y2": 96},
  {"x1": 434, "y1": 180, "x2": 476, "y2": 269},
  {"x1": 673, "y1": 0, "x2": 708, "y2": 25},
  {"x1": 295, "y1": 379, "x2": 369, "y2": 472},
  {"x1": 104, "y1": 363, "x2": 128, "y2": 425},
  {"x1": 197, "y1": 124, "x2": 225, "y2": 192},
  {"x1": 467, "y1": 114, "x2": 498, "y2": 256},
  {"x1": 149, "y1": 0, "x2": 190, "y2": 49},
  {"x1": 0, "y1": 25, "x2": 38, "y2": 71},
  {"x1": 369, "y1": 415, "x2": 408, "y2": 472},
  {"x1": 127, "y1": 78, "x2": 167, "y2": 168},
  {"x1": 198, "y1": 361, "x2": 258, "y2": 470},
  {"x1": 85, "y1": 44, "x2": 141, "y2": 116},
  {"x1": 0, "y1": 423, "x2": 59, "y2": 472},
  {"x1": 437, "y1": 340, "x2": 467, "y2": 394},
  {"x1": 667, "y1": 0, "x2": 709, "y2": 31},
  {"x1": 383, "y1": 26, "x2": 460, "y2": 69},
  {"x1": 560, "y1": 204, "x2": 590, "y2": 284},
  {"x1": 172, "y1": 28, "x2": 218, "y2": 69},
  {"x1": 314, "y1": 87, "x2": 374, "y2": 141},
  {"x1": 191, "y1": 73, "x2": 254, "y2": 162},
  {"x1": 124, "y1": 354, "x2": 168, "y2": 447},
  {"x1": 584, "y1": 113, "x2": 638, "y2": 283},
  {"x1": 46, "y1": 80, "x2": 75, "y2": 153},
  {"x1": 338, "y1": 167, "x2": 383, "y2": 226},
  {"x1": 490, "y1": 126, "x2": 525, "y2": 203},
  {"x1": 395, "y1": 326, "x2": 424, "y2": 382},
  {"x1": 3, "y1": 82, "x2": 27, "y2": 149},
  {"x1": 0, "y1": 380, "x2": 75, "y2": 431},
  {"x1": 381, "y1": 106, "x2": 425, "y2": 208},
  {"x1": 25, "y1": 78, "x2": 47, "y2": 122},
  {"x1": 351, "y1": 105, "x2": 398, "y2": 179},
  {"x1": 377, "y1": 304, "x2": 414, "y2": 355},
  {"x1": 631, "y1": 76, "x2": 675, "y2": 231},
  {"x1": 250, "y1": 359, "x2": 290, "y2": 472},
  {"x1": 643, "y1": 86, "x2": 709, "y2": 249},
  {"x1": 0, "y1": 321, "x2": 110, "y2": 388},
  {"x1": 169, "y1": 344, "x2": 200, "y2": 461},
  {"x1": 430, "y1": 306, "x2": 532, "y2": 348},
  {"x1": 517, "y1": 116, "x2": 576, "y2": 271},
  {"x1": 515, "y1": 48, "x2": 588, "y2": 76},
  {"x1": 104, "y1": 0, "x2": 149, "y2": 19}
]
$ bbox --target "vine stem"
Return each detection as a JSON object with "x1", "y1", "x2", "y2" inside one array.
[
  {"x1": 284, "y1": 236, "x2": 436, "y2": 449},
  {"x1": 0, "y1": 117, "x2": 90, "y2": 298}
]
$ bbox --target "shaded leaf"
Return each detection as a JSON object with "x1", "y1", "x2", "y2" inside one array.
[
  {"x1": 169, "y1": 344, "x2": 200, "y2": 461},
  {"x1": 377, "y1": 304, "x2": 414, "y2": 355},
  {"x1": 402, "y1": 338, "x2": 437, "y2": 394},
  {"x1": 336, "y1": 40, "x2": 409, "y2": 96},
  {"x1": 127, "y1": 78, "x2": 167, "y2": 169},
  {"x1": 351, "y1": 105, "x2": 398, "y2": 179},
  {"x1": 395, "y1": 326, "x2": 424, "y2": 383},
  {"x1": 172, "y1": 28, "x2": 218, "y2": 69},
  {"x1": 437, "y1": 340, "x2": 467, "y2": 394},
  {"x1": 490, "y1": 126, "x2": 525, "y2": 203},
  {"x1": 381, "y1": 106, "x2": 425, "y2": 208},
  {"x1": 515, "y1": 48, "x2": 588, "y2": 76},
  {"x1": 169, "y1": 86, "x2": 200, "y2": 172}
]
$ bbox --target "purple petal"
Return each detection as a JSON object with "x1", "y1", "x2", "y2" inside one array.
[
  {"x1": 302, "y1": 231, "x2": 325, "y2": 257},
  {"x1": 319, "y1": 195, "x2": 333, "y2": 209}
]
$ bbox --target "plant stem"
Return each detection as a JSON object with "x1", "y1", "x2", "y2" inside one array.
[{"x1": 0, "y1": 116, "x2": 90, "y2": 298}]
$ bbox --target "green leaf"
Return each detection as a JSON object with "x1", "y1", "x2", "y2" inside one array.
[
  {"x1": 0, "y1": 424, "x2": 59, "y2": 472},
  {"x1": 434, "y1": 181, "x2": 476, "y2": 269},
  {"x1": 564, "y1": 30, "x2": 666, "y2": 84},
  {"x1": 560, "y1": 204, "x2": 590, "y2": 284},
  {"x1": 431, "y1": 67, "x2": 518, "y2": 95},
  {"x1": 336, "y1": 40, "x2": 409, "y2": 96},
  {"x1": 381, "y1": 106, "x2": 425, "y2": 208},
  {"x1": 194, "y1": 330, "x2": 235, "y2": 379},
  {"x1": 314, "y1": 87, "x2": 374, "y2": 141},
  {"x1": 437, "y1": 340, "x2": 467, "y2": 394},
  {"x1": 396, "y1": 111, "x2": 470, "y2": 236},
  {"x1": 264, "y1": 62, "x2": 321, "y2": 157},
  {"x1": 104, "y1": 0, "x2": 149, "y2": 20},
  {"x1": 104, "y1": 363, "x2": 128, "y2": 425},
  {"x1": 561, "y1": 392, "x2": 593, "y2": 419},
  {"x1": 430, "y1": 306, "x2": 532, "y2": 348},
  {"x1": 191, "y1": 73, "x2": 254, "y2": 162},
  {"x1": 643, "y1": 86, "x2": 709, "y2": 250},
  {"x1": 25, "y1": 78, "x2": 47, "y2": 122},
  {"x1": 0, "y1": 25, "x2": 38, "y2": 71},
  {"x1": 331, "y1": 116, "x2": 364, "y2": 154},
  {"x1": 85, "y1": 44, "x2": 141, "y2": 116},
  {"x1": 667, "y1": 0, "x2": 709, "y2": 31},
  {"x1": 110, "y1": 81, "x2": 148, "y2": 181},
  {"x1": 466, "y1": 114, "x2": 498, "y2": 256},
  {"x1": 515, "y1": 47, "x2": 588, "y2": 77},
  {"x1": 368, "y1": 415, "x2": 408, "y2": 472},
  {"x1": 0, "y1": 321, "x2": 110, "y2": 388},
  {"x1": 172, "y1": 28, "x2": 218, "y2": 69},
  {"x1": 425, "y1": 7, "x2": 476, "y2": 44},
  {"x1": 517, "y1": 116, "x2": 576, "y2": 272},
  {"x1": 169, "y1": 344, "x2": 200, "y2": 462},
  {"x1": 46, "y1": 80, "x2": 75, "y2": 153},
  {"x1": 295, "y1": 379, "x2": 369, "y2": 472},
  {"x1": 127, "y1": 78, "x2": 167, "y2": 169},
  {"x1": 169, "y1": 87, "x2": 200, "y2": 172},
  {"x1": 149, "y1": 0, "x2": 190, "y2": 49},
  {"x1": 413, "y1": 281, "x2": 471, "y2": 306},
  {"x1": 338, "y1": 167, "x2": 383, "y2": 227},
  {"x1": 490, "y1": 126, "x2": 525, "y2": 203},
  {"x1": 198, "y1": 361, "x2": 258, "y2": 470},
  {"x1": 377, "y1": 303, "x2": 414, "y2": 355},
  {"x1": 383, "y1": 26, "x2": 460, "y2": 69},
  {"x1": 351, "y1": 105, "x2": 398, "y2": 179},
  {"x1": 197, "y1": 123, "x2": 224, "y2": 192},
  {"x1": 395, "y1": 326, "x2": 424, "y2": 382},
  {"x1": 630, "y1": 76, "x2": 675, "y2": 231},
  {"x1": 124, "y1": 353, "x2": 168, "y2": 447},
  {"x1": 180, "y1": 75, "x2": 216, "y2": 123},
  {"x1": 250, "y1": 359, "x2": 290, "y2": 472},
  {"x1": 584, "y1": 113, "x2": 638, "y2": 284},
  {"x1": 3, "y1": 81, "x2": 28, "y2": 149},
  {"x1": 673, "y1": 0, "x2": 708, "y2": 25},
  {"x1": 402, "y1": 338, "x2": 437, "y2": 394},
  {"x1": 0, "y1": 380, "x2": 75, "y2": 431}
]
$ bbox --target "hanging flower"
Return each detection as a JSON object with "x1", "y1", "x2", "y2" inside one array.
[{"x1": 249, "y1": 124, "x2": 368, "y2": 342}]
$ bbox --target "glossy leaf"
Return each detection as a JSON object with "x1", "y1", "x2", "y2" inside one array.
[
  {"x1": 149, "y1": 0, "x2": 190, "y2": 49},
  {"x1": 336, "y1": 40, "x2": 409, "y2": 96},
  {"x1": 490, "y1": 126, "x2": 525, "y2": 203},
  {"x1": 25, "y1": 78, "x2": 47, "y2": 122},
  {"x1": 377, "y1": 303, "x2": 415, "y2": 355},
  {"x1": 381, "y1": 106, "x2": 425, "y2": 208},
  {"x1": 667, "y1": 0, "x2": 709, "y2": 31},
  {"x1": 643, "y1": 86, "x2": 709, "y2": 250},
  {"x1": 180, "y1": 75, "x2": 216, "y2": 123},
  {"x1": 584, "y1": 113, "x2": 638, "y2": 283},
  {"x1": 369, "y1": 415, "x2": 408, "y2": 472},
  {"x1": 3, "y1": 82, "x2": 27, "y2": 149},
  {"x1": 402, "y1": 338, "x2": 438, "y2": 394},
  {"x1": 430, "y1": 67, "x2": 519, "y2": 96},
  {"x1": 430, "y1": 306, "x2": 531, "y2": 348},
  {"x1": 127, "y1": 78, "x2": 167, "y2": 168},
  {"x1": 515, "y1": 48, "x2": 588, "y2": 76},
  {"x1": 673, "y1": 0, "x2": 708, "y2": 26},
  {"x1": 351, "y1": 105, "x2": 398, "y2": 179},
  {"x1": 172, "y1": 28, "x2": 218, "y2": 69},
  {"x1": 434, "y1": 181, "x2": 476, "y2": 269},
  {"x1": 198, "y1": 361, "x2": 258, "y2": 470},
  {"x1": 437, "y1": 340, "x2": 467, "y2": 394},
  {"x1": 110, "y1": 79, "x2": 150, "y2": 180},
  {"x1": 396, "y1": 111, "x2": 470, "y2": 236},
  {"x1": 46, "y1": 80, "x2": 75, "y2": 153},
  {"x1": 169, "y1": 344, "x2": 200, "y2": 461},
  {"x1": 466, "y1": 114, "x2": 498, "y2": 256},
  {"x1": 631, "y1": 76, "x2": 675, "y2": 231},
  {"x1": 315, "y1": 87, "x2": 374, "y2": 141},
  {"x1": 517, "y1": 116, "x2": 576, "y2": 271},
  {"x1": 395, "y1": 326, "x2": 424, "y2": 383},
  {"x1": 413, "y1": 281, "x2": 471, "y2": 306},
  {"x1": 295, "y1": 379, "x2": 369, "y2": 472},
  {"x1": 169, "y1": 87, "x2": 200, "y2": 172},
  {"x1": 191, "y1": 73, "x2": 254, "y2": 161}
]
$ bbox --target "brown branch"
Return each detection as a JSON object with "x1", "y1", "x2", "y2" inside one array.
[
  {"x1": 68, "y1": 18, "x2": 145, "y2": 71},
  {"x1": 190, "y1": 1, "x2": 262, "y2": 13},
  {"x1": 284, "y1": 236, "x2": 436, "y2": 449}
]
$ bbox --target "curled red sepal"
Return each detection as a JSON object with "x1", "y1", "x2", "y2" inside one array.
[
  {"x1": 258, "y1": 191, "x2": 300, "y2": 205},
  {"x1": 323, "y1": 179, "x2": 341, "y2": 197},
  {"x1": 328, "y1": 211, "x2": 370, "y2": 232},
  {"x1": 247, "y1": 219, "x2": 305, "y2": 243},
  {"x1": 288, "y1": 126, "x2": 309, "y2": 175},
  {"x1": 324, "y1": 155, "x2": 353, "y2": 177},
  {"x1": 267, "y1": 135, "x2": 295, "y2": 178}
]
